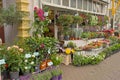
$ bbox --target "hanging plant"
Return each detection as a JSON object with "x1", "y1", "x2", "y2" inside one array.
[
  {"x1": 89, "y1": 15, "x2": 98, "y2": 26},
  {"x1": 58, "y1": 14, "x2": 73, "y2": 26},
  {"x1": 80, "y1": 13, "x2": 91, "y2": 26},
  {"x1": 73, "y1": 15, "x2": 83, "y2": 24}
]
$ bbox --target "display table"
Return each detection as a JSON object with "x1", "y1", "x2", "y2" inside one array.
[{"x1": 64, "y1": 38, "x2": 104, "y2": 47}]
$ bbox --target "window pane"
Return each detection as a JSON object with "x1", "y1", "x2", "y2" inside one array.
[
  {"x1": 63, "y1": 0, "x2": 69, "y2": 6},
  {"x1": 88, "y1": 0, "x2": 92, "y2": 11},
  {"x1": 44, "y1": 0, "x2": 51, "y2": 3},
  {"x1": 83, "y1": 0, "x2": 87, "y2": 10},
  {"x1": 71, "y1": 0, "x2": 76, "y2": 8},
  {"x1": 53, "y1": 0, "x2": 60, "y2": 5},
  {"x1": 78, "y1": 0, "x2": 82, "y2": 9}
]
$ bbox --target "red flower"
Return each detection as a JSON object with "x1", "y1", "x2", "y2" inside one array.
[
  {"x1": 4, "y1": 64, "x2": 8, "y2": 68},
  {"x1": 40, "y1": 43, "x2": 45, "y2": 49}
]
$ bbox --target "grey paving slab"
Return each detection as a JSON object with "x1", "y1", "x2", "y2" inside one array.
[{"x1": 60, "y1": 52, "x2": 120, "y2": 80}]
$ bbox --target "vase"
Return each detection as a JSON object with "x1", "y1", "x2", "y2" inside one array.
[
  {"x1": 51, "y1": 76, "x2": 58, "y2": 80},
  {"x1": 10, "y1": 71, "x2": 19, "y2": 80},
  {"x1": 58, "y1": 74, "x2": 62, "y2": 80}
]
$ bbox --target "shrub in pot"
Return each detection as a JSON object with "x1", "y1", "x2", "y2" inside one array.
[
  {"x1": 6, "y1": 45, "x2": 23, "y2": 79},
  {"x1": 51, "y1": 69, "x2": 60, "y2": 80}
]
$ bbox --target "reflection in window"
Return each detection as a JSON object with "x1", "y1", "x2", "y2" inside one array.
[
  {"x1": 53, "y1": 0, "x2": 60, "y2": 5},
  {"x1": 71, "y1": 0, "x2": 76, "y2": 8},
  {"x1": 83, "y1": 0, "x2": 87, "y2": 10},
  {"x1": 44, "y1": 0, "x2": 51, "y2": 3},
  {"x1": 88, "y1": 0, "x2": 92, "y2": 11},
  {"x1": 78, "y1": 0, "x2": 82, "y2": 9},
  {"x1": 93, "y1": 2, "x2": 96, "y2": 12},
  {"x1": 63, "y1": 0, "x2": 69, "y2": 6}
]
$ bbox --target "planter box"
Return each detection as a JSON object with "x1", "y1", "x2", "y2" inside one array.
[{"x1": 61, "y1": 54, "x2": 71, "y2": 65}]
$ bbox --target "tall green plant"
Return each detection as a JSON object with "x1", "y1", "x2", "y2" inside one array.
[{"x1": 0, "y1": 5, "x2": 23, "y2": 26}]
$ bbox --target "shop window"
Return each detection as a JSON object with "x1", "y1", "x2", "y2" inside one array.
[
  {"x1": 53, "y1": 0, "x2": 60, "y2": 5},
  {"x1": 93, "y1": 2, "x2": 96, "y2": 12},
  {"x1": 71, "y1": 0, "x2": 76, "y2": 8},
  {"x1": 78, "y1": 0, "x2": 82, "y2": 9},
  {"x1": 44, "y1": 0, "x2": 51, "y2": 3},
  {"x1": 83, "y1": 0, "x2": 87, "y2": 10},
  {"x1": 88, "y1": 0, "x2": 92, "y2": 11},
  {"x1": 63, "y1": 0, "x2": 69, "y2": 6}
]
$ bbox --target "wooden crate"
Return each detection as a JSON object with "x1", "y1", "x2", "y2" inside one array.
[{"x1": 61, "y1": 54, "x2": 71, "y2": 65}]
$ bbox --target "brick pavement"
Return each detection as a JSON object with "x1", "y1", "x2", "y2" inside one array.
[{"x1": 60, "y1": 52, "x2": 120, "y2": 80}]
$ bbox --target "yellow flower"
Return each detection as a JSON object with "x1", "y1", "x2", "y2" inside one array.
[
  {"x1": 71, "y1": 49, "x2": 75, "y2": 53},
  {"x1": 65, "y1": 48, "x2": 71, "y2": 55}
]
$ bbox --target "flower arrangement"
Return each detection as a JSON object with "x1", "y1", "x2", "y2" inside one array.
[
  {"x1": 20, "y1": 52, "x2": 36, "y2": 73},
  {"x1": 65, "y1": 48, "x2": 75, "y2": 55},
  {"x1": 6, "y1": 45, "x2": 23, "y2": 72},
  {"x1": 33, "y1": 7, "x2": 51, "y2": 37}
]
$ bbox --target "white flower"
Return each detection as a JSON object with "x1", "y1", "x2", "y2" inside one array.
[
  {"x1": 0, "y1": 59, "x2": 5, "y2": 65},
  {"x1": 32, "y1": 55, "x2": 35, "y2": 58},
  {"x1": 24, "y1": 60, "x2": 28, "y2": 62},
  {"x1": 25, "y1": 67, "x2": 28, "y2": 69},
  {"x1": 7, "y1": 47, "x2": 11, "y2": 50},
  {"x1": 12, "y1": 45, "x2": 19, "y2": 49},
  {"x1": 33, "y1": 52, "x2": 39, "y2": 56},
  {"x1": 31, "y1": 61, "x2": 34, "y2": 65},
  {"x1": 19, "y1": 48, "x2": 23, "y2": 52},
  {"x1": 25, "y1": 54, "x2": 31, "y2": 58}
]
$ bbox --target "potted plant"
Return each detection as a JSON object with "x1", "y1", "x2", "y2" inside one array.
[
  {"x1": 6, "y1": 45, "x2": 23, "y2": 80},
  {"x1": 67, "y1": 41, "x2": 76, "y2": 49},
  {"x1": 50, "y1": 54, "x2": 63, "y2": 66},
  {"x1": 57, "y1": 69, "x2": 62, "y2": 80},
  {"x1": 73, "y1": 15, "x2": 83, "y2": 24},
  {"x1": 43, "y1": 5, "x2": 49, "y2": 16},
  {"x1": 58, "y1": 14, "x2": 73, "y2": 27},
  {"x1": 51, "y1": 69, "x2": 60, "y2": 80}
]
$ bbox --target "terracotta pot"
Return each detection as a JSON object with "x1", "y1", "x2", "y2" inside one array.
[{"x1": 40, "y1": 60, "x2": 47, "y2": 70}]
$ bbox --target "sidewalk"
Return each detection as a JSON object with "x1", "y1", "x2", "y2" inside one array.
[{"x1": 60, "y1": 52, "x2": 120, "y2": 80}]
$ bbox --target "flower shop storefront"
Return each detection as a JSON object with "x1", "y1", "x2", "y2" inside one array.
[{"x1": 39, "y1": 0, "x2": 109, "y2": 40}]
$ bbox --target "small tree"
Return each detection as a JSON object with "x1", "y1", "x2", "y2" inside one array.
[{"x1": 0, "y1": 5, "x2": 23, "y2": 27}]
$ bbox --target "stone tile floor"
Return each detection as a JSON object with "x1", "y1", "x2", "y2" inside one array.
[{"x1": 60, "y1": 52, "x2": 120, "y2": 80}]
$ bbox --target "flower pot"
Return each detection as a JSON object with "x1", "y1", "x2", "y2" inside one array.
[
  {"x1": 0, "y1": 75, "x2": 4, "y2": 80},
  {"x1": 44, "y1": 12, "x2": 49, "y2": 16},
  {"x1": 51, "y1": 76, "x2": 58, "y2": 80},
  {"x1": 23, "y1": 71, "x2": 30, "y2": 76},
  {"x1": 58, "y1": 74, "x2": 62, "y2": 80},
  {"x1": 10, "y1": 71, "x2": 19, "y2": 80}
]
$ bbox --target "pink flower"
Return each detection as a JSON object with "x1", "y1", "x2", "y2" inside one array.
[
  {"x1": 37, "y1": 9, "x2": 45, "y2": 21},
  {"x1": 34, "y1": 7, "x2": 37, "y2": 11}
]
